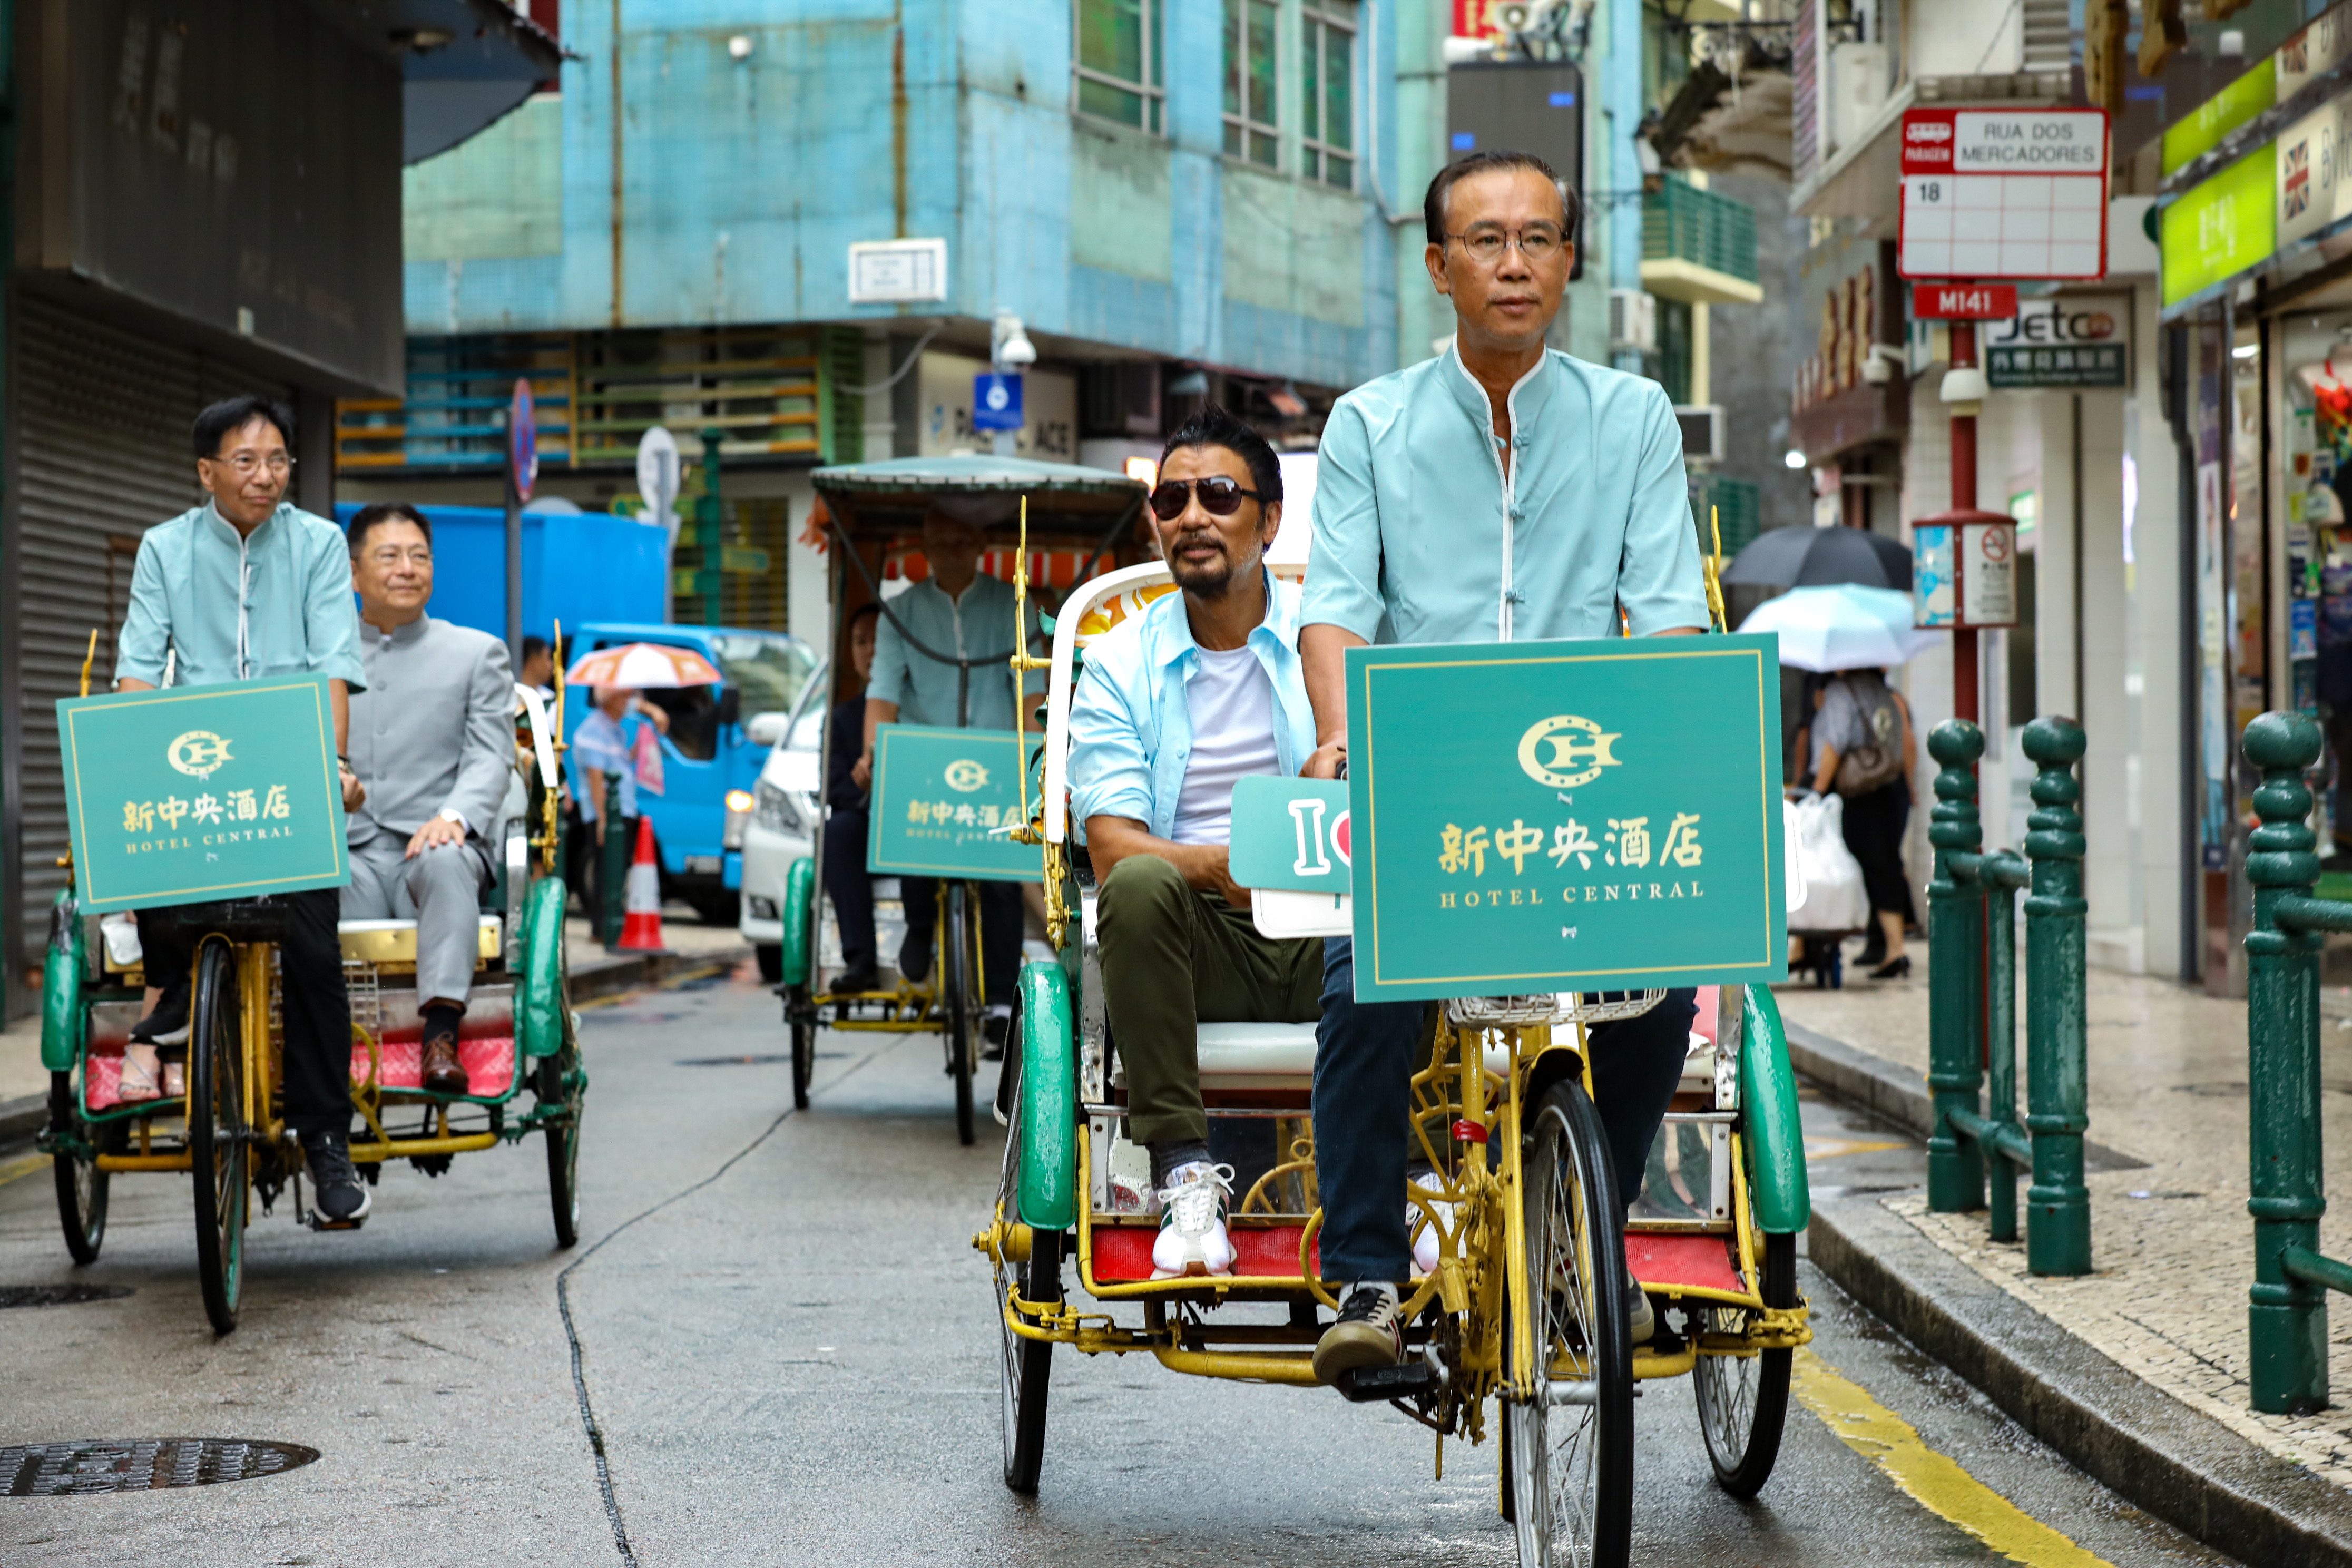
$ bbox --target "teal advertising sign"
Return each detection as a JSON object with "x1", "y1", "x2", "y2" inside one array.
[
  {"x1": 59, "y1": 674, "x2": 350, "y2": 913},
  {"x1": 1229, "y1": 777, "x2": 1351, "y2": 893},
  {"x1": 866, "y1": 724, "x2": 1041, "y2": 883},
  {"x1": 1346, "y1": 635, "x2": 1786, "y2": 1001}
]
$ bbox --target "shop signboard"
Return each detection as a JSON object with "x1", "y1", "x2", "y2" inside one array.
[
  {"x1": 2163, "y1": 147, "x2": 2278, "y2": 308},
  {"x1": 1984, "y1": 294, "x2": 2131, "y2": 388},
  {"x1": 2277, "y1": 91, "x2": 2352, "y2": 250},
  {"x1": 1913, "y1": 515, "x2": 2020, "y2": 629},
  {"x1": 1899, "y1": 108, "x2": 2110, "y2": 281}
]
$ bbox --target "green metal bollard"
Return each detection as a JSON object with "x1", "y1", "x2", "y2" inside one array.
[
  {"x1": 2244, "y1": 711, "x2": 2329, "y2": 1414},
  {"x1": 2021, "y1": 717, "x2": 2092, "y2": 1277},
  {"x1": 1982, "y1": 852, "x2": 2028, "y2": 1243},
  {"x1": 1927, "y1": 719, "x2": 1987, "y2": 1214},
  {"x1": 599, "y1": 773, "x2": 631, "y2": 949}
]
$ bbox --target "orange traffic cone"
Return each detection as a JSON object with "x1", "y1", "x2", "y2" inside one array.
[{"x1": 617, "y1": 816, "x2": 666, "y2": 952}]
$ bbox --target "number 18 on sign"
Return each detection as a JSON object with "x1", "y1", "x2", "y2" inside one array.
[{"x1": 1899, "y1": 107, "x2": 2109, "y2": 281}]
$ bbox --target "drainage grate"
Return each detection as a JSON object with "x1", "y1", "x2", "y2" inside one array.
[
  {"x1": 0, "y1": 1285, "x2": 134, "y2": 1309},
  {"x1": 4, "y1": 1439, "x2": 319, "y2": 1496},
  {"x1": 675, "y1": 1054, "x2": 792, "y2": 1066}
]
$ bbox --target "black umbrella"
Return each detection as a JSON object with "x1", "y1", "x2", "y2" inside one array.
[{"x1": 1719, "y1": 524, "x2": 1913, "y2": 590}]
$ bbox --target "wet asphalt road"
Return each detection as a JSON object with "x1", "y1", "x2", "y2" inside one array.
[{"x1": 0, "y1": 964, "x2": 2239, "y2": 1566}]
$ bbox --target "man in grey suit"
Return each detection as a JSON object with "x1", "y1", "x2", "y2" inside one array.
[{"x1": 344, "y1": 503, "x2": 517, "y2": 1095}]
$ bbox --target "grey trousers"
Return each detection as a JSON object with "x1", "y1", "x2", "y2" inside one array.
[{"x1": 344, "y1": 830, "x2": 489, "y2": 1008}]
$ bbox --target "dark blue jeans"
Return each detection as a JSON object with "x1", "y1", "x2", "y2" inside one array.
[{"x1": 1311, "y1": 935, "x2": 1697, "y2": 1287}]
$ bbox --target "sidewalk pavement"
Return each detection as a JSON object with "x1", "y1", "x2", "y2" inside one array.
[
  {"x1": 1779, "y1": 961, "x2": 2352, "y2": 1563},
  {"x1": 0, "y1": 905, "x2": 750, "y2": 1149}
]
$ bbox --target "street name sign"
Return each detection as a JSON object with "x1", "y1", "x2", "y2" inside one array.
[
  {"x1": 1342, "y1": 636, "x2": 1786, "y2": 1001},
  {"x1": 58, "y1": 674, "x2": 350, "y2": 913},
  {"x1": 1913, "y1": 283, "x2": 2018, "y2": 319},
  {"x1": 866, "y1": 724, "x2": 1041, "y2": 881},
  {"x1": 1899, "y1": 107, "x2": 2109, "y2": 281}
]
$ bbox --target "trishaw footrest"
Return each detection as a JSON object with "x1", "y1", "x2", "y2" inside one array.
[{"x1": 1334, "y1": 1361, "x2": 1437, "y2": 1404}]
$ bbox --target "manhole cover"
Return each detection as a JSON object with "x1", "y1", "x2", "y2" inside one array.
[
  {"x1": 675, "y1": 1054, "x2": 791, "y2": 1066},
  {"x1": 0, "y1": 1285, "x2": 134, "y2": 1309},
  {"x1": 4, "y1": 1439, "x2": 318, "y2": 1495}
]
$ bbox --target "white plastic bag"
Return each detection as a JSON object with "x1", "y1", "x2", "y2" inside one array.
[{"x1": 1786, "y1": 793, "x2": 1869, "y2": 933}]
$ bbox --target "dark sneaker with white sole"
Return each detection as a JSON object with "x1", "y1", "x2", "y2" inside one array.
[
  {"x1": 129, "y1": 982, "x2": 191, "y2": 1047},
  {"x1": 303, "y1": 1131, "x2": 371, "y2": 1227},
  {"x1": 1313, "y1": 1283, "x2": 1405, "y2": 1384}
]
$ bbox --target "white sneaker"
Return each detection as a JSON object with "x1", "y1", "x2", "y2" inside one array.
[
  {"x1": 1409, "y1": 1169, "x2": 1454, "y2": 1277},
  {"x1": 1150, "y1": 1162, "x2": 1238, "y2": 1279}
]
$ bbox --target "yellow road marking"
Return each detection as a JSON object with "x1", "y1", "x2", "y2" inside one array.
[
  {"x1": 1805, "y1": 1137, "x2": 1910, "y2": 1160},
  {"x1": 1792, "y1": 1348, "x2": 2115, "y2": 1568},
  {"x1": 0, "y1": 1151, "x2": 50, "y2": 1189}
]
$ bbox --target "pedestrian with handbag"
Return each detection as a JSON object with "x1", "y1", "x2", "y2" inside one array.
[{"x1": 1807, "y1": 666, "x2": 1917, "y2": 979}]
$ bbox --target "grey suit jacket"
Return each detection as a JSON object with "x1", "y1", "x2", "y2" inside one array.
[{"x1": 347, "y1": 614, "x2": 515, "y2": 842}]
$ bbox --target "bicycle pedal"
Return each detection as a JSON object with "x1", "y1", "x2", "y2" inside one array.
[
  {"x1": 1334, "y1": 1361, "x2": 1437, "y2": 1404},
  {"x1": 307, "y1": 1214, "x2": 366, "y2": 1233}
]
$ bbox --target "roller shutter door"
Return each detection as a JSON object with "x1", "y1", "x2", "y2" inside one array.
[{"x1": 13, "y1": 296, "x2": 290, "y2": 946}]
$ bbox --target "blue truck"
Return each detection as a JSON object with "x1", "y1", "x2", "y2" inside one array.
[{"x1": 332, "y1": 502, "x2": 818, "y2": 922}]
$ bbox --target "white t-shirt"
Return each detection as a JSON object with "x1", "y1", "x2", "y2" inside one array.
[{"x1": 1169, "y1": 644, "x2": 1280, "y2": 847}]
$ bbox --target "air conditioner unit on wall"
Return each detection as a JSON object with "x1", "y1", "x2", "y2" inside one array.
[
  {"x1": 1608, "y1": 290, "x2": 1657, "y2": 354},
  {"x1": 1674, "y1": 404, "x2": 1726, "y2": 463}
]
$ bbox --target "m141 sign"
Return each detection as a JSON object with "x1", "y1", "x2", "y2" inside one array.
[{"x1": 1899, "y1": 108, "x2": 2110, "y2": 281}]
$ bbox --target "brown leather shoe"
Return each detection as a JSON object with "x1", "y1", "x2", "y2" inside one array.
[{"x1": 420, "y1": 1030, "x2": 469, "y2": 1096}]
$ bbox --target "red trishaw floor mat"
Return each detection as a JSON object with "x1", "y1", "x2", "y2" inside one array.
[
  {"x1": 1092, "y1": 1224, "x2": 1321, "y2": 1283},
  {"x1": 84, "y1": 1036, "x2": 517, "y2": 1110},
  {"x1": 1625, "y1": 1232, "x2": 1744, "y2": 1295}
]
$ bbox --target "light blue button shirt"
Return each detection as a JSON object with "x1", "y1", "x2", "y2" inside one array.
[
  {"x1": 116, "y1": 502, "x2": 366, "y2": 691},
  {"x1": 867, "y1": 573, "x2": 1043, "y2": 730},
  {"x1": 1068, "y1": 571, "x2": 1317, "y2": 843},
  {"x1": 1302, "y1": 347, "x2": 1709, "y2": 646}
]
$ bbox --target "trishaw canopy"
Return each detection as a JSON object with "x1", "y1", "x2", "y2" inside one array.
[{"x1": 810, "y1": 455, "x2": 1146, "y2": 541}]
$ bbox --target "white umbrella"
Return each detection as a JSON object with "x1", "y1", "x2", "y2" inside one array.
[{"x1": 1738, "y1": 584, "x2": 1939, "y2": 673}]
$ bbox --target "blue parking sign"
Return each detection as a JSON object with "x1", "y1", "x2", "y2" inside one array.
[{"x1": 973, "y1": 372, "x2": 1024, "y2": 432}]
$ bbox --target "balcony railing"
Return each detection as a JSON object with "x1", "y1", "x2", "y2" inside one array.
[{"x1": 1642, "y1": 181, "x2": 1762, "y2": 305}]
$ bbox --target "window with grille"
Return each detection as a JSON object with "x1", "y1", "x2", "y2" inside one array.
[
  {"x1": 1301, "y1": 2, "x2": 1355, "y2": 189},
  {"x1": 1075, "y1": 0, "x2": 1164, "y2": 134},
  {"x1": 1223, "y1": 0, "x2": 1279, "y2": 166}
]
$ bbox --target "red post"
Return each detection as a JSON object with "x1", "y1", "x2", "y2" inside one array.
[{"x1": 1950, "y1": 321, "x2": 1979, "y2": 728}]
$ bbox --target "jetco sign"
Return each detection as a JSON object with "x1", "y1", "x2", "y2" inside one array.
[
  {"x1": 1983, "y1": 294, "x2": 2131, "y2": 388},
  {"x1": 1899, "y1": 107, "x2": 2110, "y2": 281}
]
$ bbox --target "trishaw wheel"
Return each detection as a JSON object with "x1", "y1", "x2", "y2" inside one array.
[
  {"x1": 789, "y1": 989, "x2": 815, "y2": 1111},
  {"x1": 188, "y1": 940, "x2": 248, "y2": 1337},
  {"x1": 53, "y1": 1089, "x2": 120, "y2": 1266},
  {"x1": 1693, "y1": 1231, "x2": 1797, "y2": 1498},
  {"x1": 995, "y1": 1089, "x2": 1055, "y2": 1493},
  {"x1": 1504, "y1": 1078, "x2": 1633, "y2": 1568},
  {"x1": 540, "y1": 1046, "x2": 583, "y2": 1249},
  {"x1": 946, "y1": 883, "x2": 977, "y2": 1148}
]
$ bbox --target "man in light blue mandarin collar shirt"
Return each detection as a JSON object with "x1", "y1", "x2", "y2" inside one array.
[
  {"x1": 1300, "y1": 152, "x2": 1710, "y2": 1384},
  {"x1": 114, "y1": 397, "x2": 376, "y2": 1228},
  {"x1": 1068, "y1": 405, "x2": 1321, "y2": 1279}
]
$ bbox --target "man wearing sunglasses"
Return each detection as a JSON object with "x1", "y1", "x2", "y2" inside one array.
[
  {"x1": 1299, "y1": 150, "x2": 1711, "y2": 1383},
  {"x1": 1068, "y1": 405, "x2": 1320, "y2": 1278}
]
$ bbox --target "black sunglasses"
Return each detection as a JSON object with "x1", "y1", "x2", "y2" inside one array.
[{"x1": 1149, "y1": 475, "x2": 1267, "y2": 521}]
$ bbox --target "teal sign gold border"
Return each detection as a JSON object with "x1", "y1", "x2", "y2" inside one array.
[
  {"x1": 866, "y1": 723, "x2": 1042, "y2": 883},
  {"x1": 1346, "y1": 635, "x2": 1787, "y2": 1000},
  {"x1": 60, "y1": 674, "x2": 350, "y2": 912}
]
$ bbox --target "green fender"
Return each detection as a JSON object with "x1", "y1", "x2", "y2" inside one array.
[
  {"x1": 1015, "y1": 959, "x2": 1078, "y2": 1232},
  {"x1": 781, "y1": 857, "x2": 815, "y2": 987},
  {"x1": 40, "y1": 891, "x2": 83, "y2": 1073},
  {"x1": 517, "y1": 875, "x2": 569, "y2": 1059},
  {"x1": 1739, "y1": 983, "x2": 1811, "y2": 1233}
]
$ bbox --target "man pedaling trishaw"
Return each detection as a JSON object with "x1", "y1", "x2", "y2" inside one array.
[
  {"x1": 984, "y1": 149, "x2": 1810, "y2": 1568},
  {"x1": 40, "y1": 397, "x2": 584, "y2": 1336}
]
